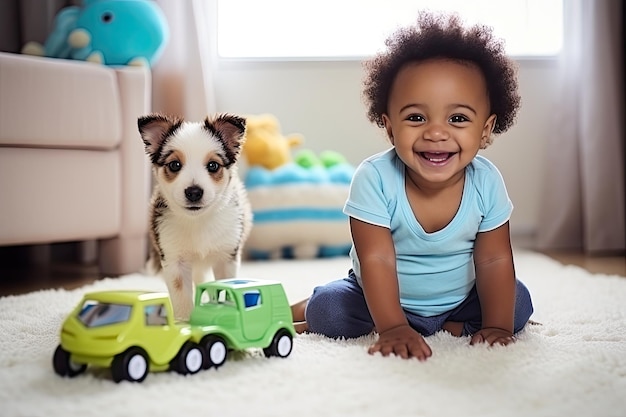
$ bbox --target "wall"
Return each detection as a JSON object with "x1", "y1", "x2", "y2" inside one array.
[{"x1": 213, "y1": 58, "x2": 561, "y2": 247}]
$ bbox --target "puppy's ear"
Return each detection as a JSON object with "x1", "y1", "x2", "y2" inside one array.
[
  {"x1": 204, "y1": 114, "x2": 247, "y2": 166},
  {"x1": 138, "y1": 114, "x2": 183, "y2": 163}
]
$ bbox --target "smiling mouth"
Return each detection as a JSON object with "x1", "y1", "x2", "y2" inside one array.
[
  {"x1": 186, "y1": 206, "x2": 203, "y2": 211},
  {"x1": 419, "y1": 152, "x2": 456, "y2": 163}
]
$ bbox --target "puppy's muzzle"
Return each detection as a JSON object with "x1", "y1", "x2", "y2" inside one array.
[{"x1": 185, "y1": 186, "x2": 204, "y2": 203}]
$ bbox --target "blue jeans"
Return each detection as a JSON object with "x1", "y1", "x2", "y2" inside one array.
[{"x1": 305, "y1": 270, "x2": 534, "y2": 338}]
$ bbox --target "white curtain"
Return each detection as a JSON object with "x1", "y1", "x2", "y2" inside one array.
[
  {"x1": 536, "y1": 0, "x2": 625, "y2": 254},
  {"x1": 151, "y1": 0, "x2": 217, "y2": 120}
]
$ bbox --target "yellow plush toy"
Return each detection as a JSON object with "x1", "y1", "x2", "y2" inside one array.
[{"x1": 242, "y1": 114, "x2": 304, "y2": 170}]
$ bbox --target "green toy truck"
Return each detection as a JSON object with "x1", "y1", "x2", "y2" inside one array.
[
  {"x1": 190, "y1": 279, "x2": 295, "y2": 369},
  {"x1": 53, "y1": 279, "x2": 295, "y2": 382}
]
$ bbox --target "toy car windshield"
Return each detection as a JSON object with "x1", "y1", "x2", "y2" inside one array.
[
  {"x1": 198, "y1": 289, "x2": 236, "y2": 307},
  {"x1": 78, "y1": 301, "x2": 132, "y2": 327}
]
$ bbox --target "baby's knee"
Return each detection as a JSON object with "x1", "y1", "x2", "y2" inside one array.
[
  {"x1": 305, "y1": 288, "x2": 341, "y2": 331},
  {"x1": 514, "y1": 280, "x2": 534, "y2": 332},
  {"x1": 305, "y1": 286, "x2": 372, "y2": 339},
  {"x1": 515, "y1": 280, "x2": 534, "y2": 310}
]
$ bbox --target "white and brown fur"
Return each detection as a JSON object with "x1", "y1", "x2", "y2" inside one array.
[{"x1": 138, "y1": 113, "x2": 252, "y2": 320}]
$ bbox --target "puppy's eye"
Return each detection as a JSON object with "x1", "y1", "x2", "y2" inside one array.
[
  {"x1": 167, "y1": 161, "x2": 182, "y2": 172},
  {"x1": 207, "y1": 161, "x2": 220, "y2": 173}
]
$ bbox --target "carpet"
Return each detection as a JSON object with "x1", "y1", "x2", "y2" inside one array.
[{"x1": 1, "y1": 250, "x2": 625, "y2": 417}]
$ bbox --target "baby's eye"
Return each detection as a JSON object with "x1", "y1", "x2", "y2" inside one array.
[
  {"x1": 406, "y1": 114, "x2": 425, "y2": 123},
  {"x1": 167, "y1": 161, "x2": 182, "y2": 172},
  {"x1": 449, "y1": 114, "x2": 469, "y2": 123},
  {"x1": 207, "y1": 161, "x2": 221, "y2": 173}
]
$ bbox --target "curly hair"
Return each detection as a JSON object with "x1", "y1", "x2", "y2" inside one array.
[{"x1": 363, "y1": 11, "x2": 521, "y2": 136}]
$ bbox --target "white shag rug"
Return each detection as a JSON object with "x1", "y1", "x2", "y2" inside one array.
[{"x1": 1, "y1": 250, "x2": 625, "y2": 417}]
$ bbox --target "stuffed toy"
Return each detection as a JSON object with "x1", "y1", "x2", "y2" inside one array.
[
  {"x1": 241, "y1": 113, "x2": 355, "y2": 259},
  {"x1": 241, "y1": 114, "x2": 304, "y2": 170},
  {"x1": 21, "y1": 0, "x2": 168, "y2": 67},
  {"x1": 244, "y1": 146, "x2": 355, "y2": 260}
]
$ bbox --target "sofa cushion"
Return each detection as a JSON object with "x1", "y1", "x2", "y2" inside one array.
[
  {"x1": 0, "y1": 147, "x2": 121, "y2": 245},
  {"x1": 0, "y1": 52, "x2": 122, "y2": 150}
]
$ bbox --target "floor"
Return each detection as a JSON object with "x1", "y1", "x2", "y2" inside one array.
[
  {"x1": 0, "y1": 244, "x2": 105, "y2": 297},
  {"x1": 0, "y1": 243, "x2": 624, "y2": 297},
  {"x1": 538, "y1": 250, "x2": 626, "y2": 277}
]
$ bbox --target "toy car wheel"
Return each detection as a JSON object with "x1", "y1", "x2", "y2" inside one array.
[
  {"x1": 200, "y1": 335, "x2": 227, "y2": 369},
  {"x1": 53, "y1": 345, "x2": 87, "y2": 377},
  {"x1": 111, "y1": 347, "x2": 149, "y2": 383},
  {"x1": 263, "y1": 329, "x2": 293, "y2": 358},
  {"x1": 171, "y1": 341, "x2": 204, "y2": 375}
]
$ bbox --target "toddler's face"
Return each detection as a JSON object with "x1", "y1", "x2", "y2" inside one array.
[{"x1": 382, "y1": 58, "x2": 496, "y2": 189}]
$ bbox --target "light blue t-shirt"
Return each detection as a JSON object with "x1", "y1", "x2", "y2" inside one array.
[{"x1": 343, "y1": 148, "x2": 513, "y2": 317}]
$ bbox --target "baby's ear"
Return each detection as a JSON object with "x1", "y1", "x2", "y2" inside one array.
[
  {"x1": 138, "y1": 113, "x2": 183, "y2": 162},
  {"x1": 381, "y1": 114, "x2": 395, "y2": 144},
  {"x1": 480, "y1": 114, "x2": 497, "y2": 149}
]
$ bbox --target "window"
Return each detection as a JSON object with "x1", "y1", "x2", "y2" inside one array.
[
  {"x1": 216, "y1": 0, "x2": 563, "y2": 60},
  {"x1": 78, "y1": 301, "x2": 132, "y2": 327},
  {"x1": 144, "y1": 304, "x2": 168, "y2": 326},
  {"x1": 243, "y1": 290, "x2": 262, "y2": 309},
  {"x1": 217, "y1": 289, "x2": 235, "y2": 306},
  {"x1": 199, "y1": 289, "x2": 212, "y2": 306},
  {"x1": 199, "y1": 288, "x2": 235, "y2": 306}
]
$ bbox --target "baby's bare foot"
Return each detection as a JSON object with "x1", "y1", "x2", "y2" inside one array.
[
  {"x1": 442, "y1": 321, "x2": 464, "y2": 337},
  {"x1": 291, "y1": 299, "x2": 308, "y2": 322},
  {"x1": 294, "y1": 321, "x2": 308, "y2": 334}
]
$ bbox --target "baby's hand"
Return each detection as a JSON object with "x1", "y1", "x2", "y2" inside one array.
[
  {"x1": 470, "y1": 327, "x2": 515, "y2": 346},
  {"x1": 368, "y1": 324, "x2": 432, "y2": 360}
]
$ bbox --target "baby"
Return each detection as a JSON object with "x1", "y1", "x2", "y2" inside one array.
[{"x1": 291, "y1": 11, "x2": 534, "y2": 360}]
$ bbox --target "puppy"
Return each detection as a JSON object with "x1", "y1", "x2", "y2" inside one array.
[{"x1": 138, "y1": 113, "x2": 252, "y2": 320}]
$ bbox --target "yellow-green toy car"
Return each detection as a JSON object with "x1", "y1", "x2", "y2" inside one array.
[
  {"x1": 53, "y1": 290, "x2": 203, "y2": 382},
  {"x1": 53, "y1": 279, "x2": 295, "y2": 382}
]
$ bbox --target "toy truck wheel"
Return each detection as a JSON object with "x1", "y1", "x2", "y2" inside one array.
[
  {"x1": 111, "y1": 347, "x2": 149, "y2": 383},
  {"x1": 53, "y1": 345, "x2": 86, "y2": 377},
  {"x1": 263, "y1": 329, "x2": 293, "y2": 358},
  {"x1": 200, "y1": 335, "x2": 227, "y2": 369},
  {"x1": 171, "y1": 341, "x2": 204, "y2": 375}
]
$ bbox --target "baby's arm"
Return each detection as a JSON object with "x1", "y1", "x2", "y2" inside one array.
[
  {"x1": 472, "y1": 221, "x2": 516, "y2": 346},
  {"x1": 350, "y1": 217, "x2": 432, "y2": 360}
]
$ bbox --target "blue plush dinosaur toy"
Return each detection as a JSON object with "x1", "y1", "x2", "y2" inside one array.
[{"x1": 22, "y1": 0, "x2": 169, "y2": 67}]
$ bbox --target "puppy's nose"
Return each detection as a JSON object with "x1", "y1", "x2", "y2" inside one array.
[{"x1": 185, "y1": 186, "x2": 204, "y2": 202}]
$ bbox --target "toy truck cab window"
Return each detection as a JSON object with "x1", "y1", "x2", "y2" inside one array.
[
  {"x1": 78, "y1": 301, "x2": 132, "y2": 327},
  {"x1": 217, "y1": 289, "x2": 235, "y2": 306},
  {"x1": 144, "y1": 304, "x2": 168, "y2": 326},
  {"x1": 198, "y1": 289, "x2": 234, "y2": 306},
  {"x1": 199, "y1": 290, "x2": 211, "y2": 306},
  {"x1": 243, "y1": 290, "x2": 261, "y2": 309}
]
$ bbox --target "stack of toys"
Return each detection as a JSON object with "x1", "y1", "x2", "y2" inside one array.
[{"x1": 242, "y1": 114, "x2": 355, "y2": 260}]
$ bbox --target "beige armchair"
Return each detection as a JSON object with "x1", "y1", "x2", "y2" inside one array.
[{"x1": 0, "y1": 52, "x2": 151, "y2": 275}]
